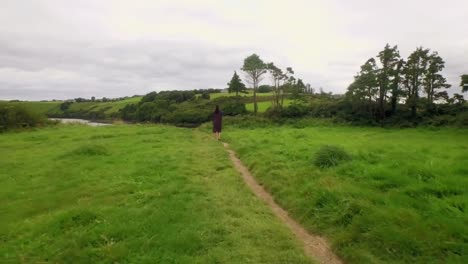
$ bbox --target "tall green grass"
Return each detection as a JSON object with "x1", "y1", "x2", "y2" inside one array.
[
  {"x1": 0, "y1": 125, "x2": 311, "y2": 263},
  {"x1": 222, "y1": 123, "x2": 468, "y2": 263}
]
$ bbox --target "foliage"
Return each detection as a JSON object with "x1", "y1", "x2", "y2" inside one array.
[
  {"x1": 0, "y1": 103, "x2": 47, "y2": 131},
  {"x1": 258, "y1": 85, "x2": 273, "y2": 93},
  {"x1": 119, "y1": 92, "x2": 248, "y2": 126},
  {"x1": 60, "y1": 101, "x2": 73, "y2": 111},
  {"x1": 345, "y1": 44, "x2": 463, "y2": 125},
  {"x1": 141, "y1": 90, "x2": 195, "y2": 104},
  {"x1": 423, "y1": 51, "x2": 450, "y2": 103},
  {"x1": 227, "y1": 71, "x2": 246, "y2": 96},
  {"x1": 461, "y1": 74, "x2": 468, "y2": 92},
  {"x1": 242, "y1": 54, "x2": 267, "y2": 114}
]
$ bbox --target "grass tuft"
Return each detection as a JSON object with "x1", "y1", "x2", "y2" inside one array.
[
  {"x1": 68, "y1": 144, "x2": 110, "y2": 156},
  {"x1": 313, "y1": 145, "x2": 351, "y2": 168}
]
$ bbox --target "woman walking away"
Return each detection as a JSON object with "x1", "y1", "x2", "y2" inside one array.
[{"x1": 212, "y1": 105, "x2": 223, "y2": 141}]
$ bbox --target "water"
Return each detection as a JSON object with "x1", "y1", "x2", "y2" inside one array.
[{"x1": 49, "y1": 118, "x2": 110, "y2": 127}]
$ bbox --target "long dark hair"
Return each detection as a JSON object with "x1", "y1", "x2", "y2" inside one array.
[{"x1": 214, "y1": 105, "x2": 220, "y2": 114}]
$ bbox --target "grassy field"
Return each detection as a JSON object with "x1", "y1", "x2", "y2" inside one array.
[
  {"x1": 1, "y1": 97, "x2": 142, "y2": 117},
  {"x1": 64, "y1": 97, "x2": 143, "y2": 116},
  {"x1": 3, "y1": 91, "x2": 278, "y2": 117},
  {"x1": 221, "y1": 123, "x2": 468, "y2": 263},
  {"x1": 0, "y1": 124, "x2": 311, "y2": 263},
  {"x1": 0, "y1": 101, "x2": 62, "y2": 115},
  {"x1": 246, "y1": 100, "x2": 293, "y2": 112}
]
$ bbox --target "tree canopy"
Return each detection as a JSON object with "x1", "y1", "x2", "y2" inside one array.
[
  {"x1": 227, "y1": 71, "x2": 246, "y2": 96},
  {"x1": 242, "y1": 54, "x2": 267, "y2": 114}
]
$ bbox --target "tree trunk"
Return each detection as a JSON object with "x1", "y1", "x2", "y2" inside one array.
[
  {"x1": 253, "y1": 79, "x2": 258, "y2": 114},
  {"x1": 281, "y1": 88, "x2": 284, "y2": 107}
]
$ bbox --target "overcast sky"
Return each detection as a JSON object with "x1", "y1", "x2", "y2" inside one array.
[{"x1": 1, "y1": 0, "x2": 467, "y2": 100}]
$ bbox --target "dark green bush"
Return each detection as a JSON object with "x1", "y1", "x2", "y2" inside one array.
[
  {"x1": 314, "y1": 145, "x2": 351, "y2": 168},
  {"x1": 258, "y1": 85, "x2": 273, "y2": 93},
  {"x1": 0, "y1": 104, "x2": 47, "y2": 131},
  {"x1": 456, "y1": 112, "x2": 468, "y2": 126},
  {"x1": 222, "y1": 102, "x2": 247, "y2": 116},
  {"x1": 281, "y1": 103, "x2": 309, "y2": 118}
]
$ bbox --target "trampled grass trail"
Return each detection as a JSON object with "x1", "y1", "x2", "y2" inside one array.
[{"x1": 221, "y1": 124, "x2": 468, "y2": 263}]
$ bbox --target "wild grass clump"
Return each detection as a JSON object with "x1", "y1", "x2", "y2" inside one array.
[
  {"x1": 69, "y1": 144, "x2": 110, "y2": 156},
  {"x1": 313, "y1": 145, "x2": 351, "y2": 168}
]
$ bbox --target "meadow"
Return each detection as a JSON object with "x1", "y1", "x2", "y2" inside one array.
[
  {"x1": 0, "y1": 124, "x2": 311, "y2": 263},
  {"x1": 1, "y1": 97, "x2": 142, "y2": 118},
  {"x1": 3, "y1": 91, "x2": 277, "y2": 120},
  {"x1": 220, "y1": 122, "x2": 468, "y2": 263}
]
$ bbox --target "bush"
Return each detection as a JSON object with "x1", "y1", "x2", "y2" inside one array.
[
  {"x1": 263, "y1": 106, "x2": 282, "y2": 119},
  {"x1": 211, "y1": 96, "x2": 248, "y2": 116},
  {"x1": 0, "y1": 104, "x2": 47, "y2": 131},
  {"x1": 222, "y1": 102, "x2": 247, "y2": 116},
  {"x1": 281, "y1": 103, "x2": 309, "y2": 118},
  {"x1": 162, "y1": 108, "x2": 211, "y2": 126},
  {"x1": 258, "y1": 85, "x2": 273, "y2": 93},
  {"x1": 314, "y1": 145, "x2": 351, "y2": 168},
  {"x1": 455, "y1": 112, "x2": 468, "y2": 126}
]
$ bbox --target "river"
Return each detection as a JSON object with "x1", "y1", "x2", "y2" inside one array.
[{"x1": 49, "y1": 118, "x2": 111, "y2": 127}]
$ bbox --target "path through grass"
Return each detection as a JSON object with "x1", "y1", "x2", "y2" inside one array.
[{"x1": 222, "y1": 124, "x2": 468, "y2": 263}]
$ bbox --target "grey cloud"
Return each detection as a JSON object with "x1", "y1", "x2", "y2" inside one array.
[
  {"x1": 0, "y1": 34, "x2": 249, "y2": 100},
  {"x1": 1, "y1": 0, "x2": 467, "y2": 100}
]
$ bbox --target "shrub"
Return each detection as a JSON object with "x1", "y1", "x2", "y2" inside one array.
[
  {"x1": 222, "y1": 102, "x2": 247, "y2": 116},
  {"x1": 258, "y1": 85, "x2": 273, "y2": 93},
  {"x1": 162, "y1": 108, "x2": 211, "y2": 126},
  {"x1": 314, "y1": 145, "x2": 351, "y2": 168},
  {"x1": 0, "y1": 104, "x2": 47, "y2": 131},
  {"x1": 264, "y1": 106, "x2": 283, "y2": 119},
  {"x1": 281, "y1": 103, "x2": 309, "y2": 118},
  {"x1": 60, "y1": 101, "x2": 73, "y2": 111},
  {"x1": 211, "y1": 96, "x2": 248, "y2": 116},
  {"x1": 456, "y1": 112, "x2": 468, "y2": 126}
]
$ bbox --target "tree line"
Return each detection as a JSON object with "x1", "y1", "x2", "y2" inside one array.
[{"x1": 346, "y1": 44, "x2": 466, "y2": 122}]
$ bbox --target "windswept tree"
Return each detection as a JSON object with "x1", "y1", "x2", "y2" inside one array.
[
  {"x1": 266, "y1": 63, "x2": 295, "y2": 108},
  {"x1": 242, "y1": 54, "x2": 267, "y2": 114},
  {"x1": 461, "y1": 74, "x2": 468, "y2": 93},
  {"x1": 282, "y1": 67, "x2": 295, "y2": 106},
  {"x1": 376, "y1": 44, "x2": 400, "y2": 120},
  {"x1": 290, "y1": 78, "x2": 306, "y2": 102},
  {"x1": 403, "y1": 47, "x2": 430, "y2": 117},
  {"x1": 227, "y1": 71, "x2": 246, "y2": 96},
  {"x1": 296, "y1": 79, "x2": 306, "y2": 92},
  {"x1": 423, "y1": 51, "x2": 450, "y2": 103},
  {"x1": 390, "y1": 59, "x2": 404, "y2": 114},
  {"x1": 346, "y1": 58, "x2": 379, "y2": 117},
  {"x1": 451, "y1": 93, "x2": 465, "y2": 105},
  {"x1": 267, "y1": 62, "x2": 284, "y2": 108}
]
